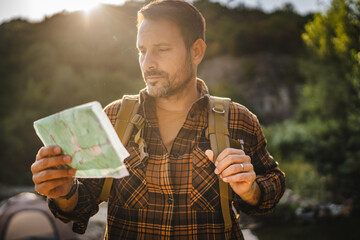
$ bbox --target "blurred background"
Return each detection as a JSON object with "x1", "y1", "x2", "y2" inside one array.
[{"x1": 0, "y1": 0, "x2": 359, "y2": 239}]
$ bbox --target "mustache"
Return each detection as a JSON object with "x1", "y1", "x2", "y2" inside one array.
[{"x1": 144, "y1": 69, "x2": 168, "y2": 78}]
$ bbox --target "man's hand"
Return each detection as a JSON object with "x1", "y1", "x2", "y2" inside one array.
[
  {"x1": 31, "y1": 146, "x2": 78, "y2": 212},
  {"x1": 205, "y1": 148, "x2": 261, "y2": 205}
]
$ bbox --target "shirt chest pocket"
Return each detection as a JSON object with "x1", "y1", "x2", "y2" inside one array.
[
  {"x1": 191, "y1": 146, "x2": 220, "y2": 212},
  {"x1": 111, "y1": 147, "x2": 149, "y2": 209}
]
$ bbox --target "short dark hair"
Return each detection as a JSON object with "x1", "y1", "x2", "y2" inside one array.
[{"x1": 137, "y1": 0, "x2": 206, "y2": 49}]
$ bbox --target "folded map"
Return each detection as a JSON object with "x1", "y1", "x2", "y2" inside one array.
[{"x1": 33, "y1": 101, "x2": 129, "y2": 178}]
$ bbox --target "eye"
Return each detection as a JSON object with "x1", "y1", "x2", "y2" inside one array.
[{"x1": 159, "y1": 48, "x2": 170, "y2": 52}]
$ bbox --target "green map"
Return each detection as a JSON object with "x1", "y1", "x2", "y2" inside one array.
[{"x1": 34, "y1": 102, "x2": 129, "y2": 178}]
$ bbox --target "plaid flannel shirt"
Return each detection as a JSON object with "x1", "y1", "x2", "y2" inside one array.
[{"x1": 48, "y1": 79, "x2": 285, "y2": 240}]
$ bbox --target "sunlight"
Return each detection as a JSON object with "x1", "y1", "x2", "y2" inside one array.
[
  {"x1": 62, "y1": 0, "x2": 100, "y2": 14},
  {"x1": 0, "y1": 0, "x2": 127, "y2": 23}
]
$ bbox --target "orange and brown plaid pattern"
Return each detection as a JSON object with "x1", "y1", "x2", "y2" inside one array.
[{"x1": 48, "y1": 80, "x2": 285, "y2": 240}]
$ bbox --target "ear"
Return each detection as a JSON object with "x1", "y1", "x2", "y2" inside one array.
[{"x1": 191, "y1": 39, "x2": 206, "y2": 65}]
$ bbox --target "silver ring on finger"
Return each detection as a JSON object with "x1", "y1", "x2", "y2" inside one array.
[{"x1": 240, "y1": 163, "x2": 244, "y2": 171}]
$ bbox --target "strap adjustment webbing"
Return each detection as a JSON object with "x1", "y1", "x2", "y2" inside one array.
[{"x1": 208, "y1": 96, "x2": 232, "y2": 230}]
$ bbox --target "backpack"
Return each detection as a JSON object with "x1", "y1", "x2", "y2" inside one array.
[
  {"x1": 0, "y1": 192, "x2": 78, "y2": 240},
  {"x1": 98, "y1": 95, "x2": 244, "y2": 230}
]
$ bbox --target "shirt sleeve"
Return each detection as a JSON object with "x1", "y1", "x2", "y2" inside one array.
[
  {"x1": 230, "y1": 103, "x2": 286, "y2": 215},
  {"x1": 47, "y1": 178, "x2": 105, "y2": 234}
]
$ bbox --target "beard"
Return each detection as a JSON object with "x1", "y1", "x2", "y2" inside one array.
[{"x1": 143, "y1": 54, "x2": 194, "y2": 98}]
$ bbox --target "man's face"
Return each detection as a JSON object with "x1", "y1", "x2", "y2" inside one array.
[{"x1": 137, "y1": 18, "x2": 194, "y2": 98}]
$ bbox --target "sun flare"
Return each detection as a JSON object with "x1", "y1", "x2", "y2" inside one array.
[{"x1": 60, "y1": 0, "x2": 101, "y2": 14}]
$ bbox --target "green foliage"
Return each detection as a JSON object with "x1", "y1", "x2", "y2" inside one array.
[
  {"x1": 194, "y1": 0, "x2": 309, "y2": 57},
  {"x1": 264, "y1": 121, "x2": 329, "y2": 201},
  {"x1": 282, "y1": 159, "x2": 327, "y2": 200},
  {"x1": 300, "y1": 0, "x2": 360, "y2": 202},
  {"x1": 265, "y1": 0, "x2": 360, "y2": 205}
]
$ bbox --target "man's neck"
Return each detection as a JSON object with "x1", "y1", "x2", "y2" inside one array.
[{"x1": 155, "y1": 78, "x2": 200, "y2": 112}]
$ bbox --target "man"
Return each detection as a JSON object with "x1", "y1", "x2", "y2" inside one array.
[{"x1": 31, "y1": 1, "x2": 285, "y2": 239}]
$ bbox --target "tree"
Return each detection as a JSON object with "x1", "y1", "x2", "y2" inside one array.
[{"x1": 299, "y1": 0, "x2": 360, "y2": 207}]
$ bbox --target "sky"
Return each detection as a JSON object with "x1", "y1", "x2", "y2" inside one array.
[{"x1": 0, "y1": 0, "x2": 332, "y2": 24}]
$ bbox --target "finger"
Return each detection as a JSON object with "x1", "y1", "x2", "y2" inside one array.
[
  {"x1": 31, "y1": 155, "x2": 72, "y2": 174},
  {"x1": 222, "y1": 172, "x2": 255, "y2": 183},
  {"x1": 205, "y1": 149, "x2": 214, "y2": 163},
  {"x1": 215, "y1": 154, "x2": 251, "y2": 175},
  {"x1": 220, "y1": 163, "x2": 253, "y2": 178},
  {"x1": 33, "y1": 168, "x2": 76, "y2": 184},
  {"x1": 36, "y1": 146, "x2": 62, "y2": 161},
  {"x1": 215, "y1": 148, "x2": 245, "y2": 166},
  {"x1": 48, "y1": 183, "x2": 74, "y2": 199},
  {"x1": 35, "y1": 177, "x2": 73, "y2": 198}
]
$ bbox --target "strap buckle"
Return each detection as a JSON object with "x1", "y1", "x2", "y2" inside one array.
[
  {"x1": 212, "y1": 107, "x2": 225, "y2": 114},
  {"x1": 123, "y1": 95, "x2": 140, "y2": 101},
  {"x1": 131, "y1": 114, "x2": 145, "y2": 128}
]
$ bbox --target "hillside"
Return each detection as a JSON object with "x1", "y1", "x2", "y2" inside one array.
[{"x1": 0, "y1": 0, "x2": 311, "y2": 185}]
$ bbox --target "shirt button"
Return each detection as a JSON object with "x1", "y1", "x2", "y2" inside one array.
[
  {"x1": 173, "y1": 152, "x2": 180, "y2": 158},
  {"x1": 190, "y1": 111, "x2": 194, "y2": 117},
  {"x1": 168, "y1": 197, "x2": 173, "y2": 204},
  {"x1": 73, "y1": 225, "x2": 83, "y2": 233}
]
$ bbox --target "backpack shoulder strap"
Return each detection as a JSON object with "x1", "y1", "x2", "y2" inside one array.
[
  {"x1": 208, "y1": 96, "x2": 233, "y2": 230},
  {"x1": 208, "y1": 96, "x2": 231, "y2": 154},
  {"x1": 98, "y1": 95, "x2": 140, "y2": 202},
  {"x1": 114, "y1": 95, "x2": 141, "y2": 144}
]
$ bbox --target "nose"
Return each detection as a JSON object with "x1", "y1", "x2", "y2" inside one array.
[{"x1": 141, "y1": 51, "x2": 157, "y2": 71}]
